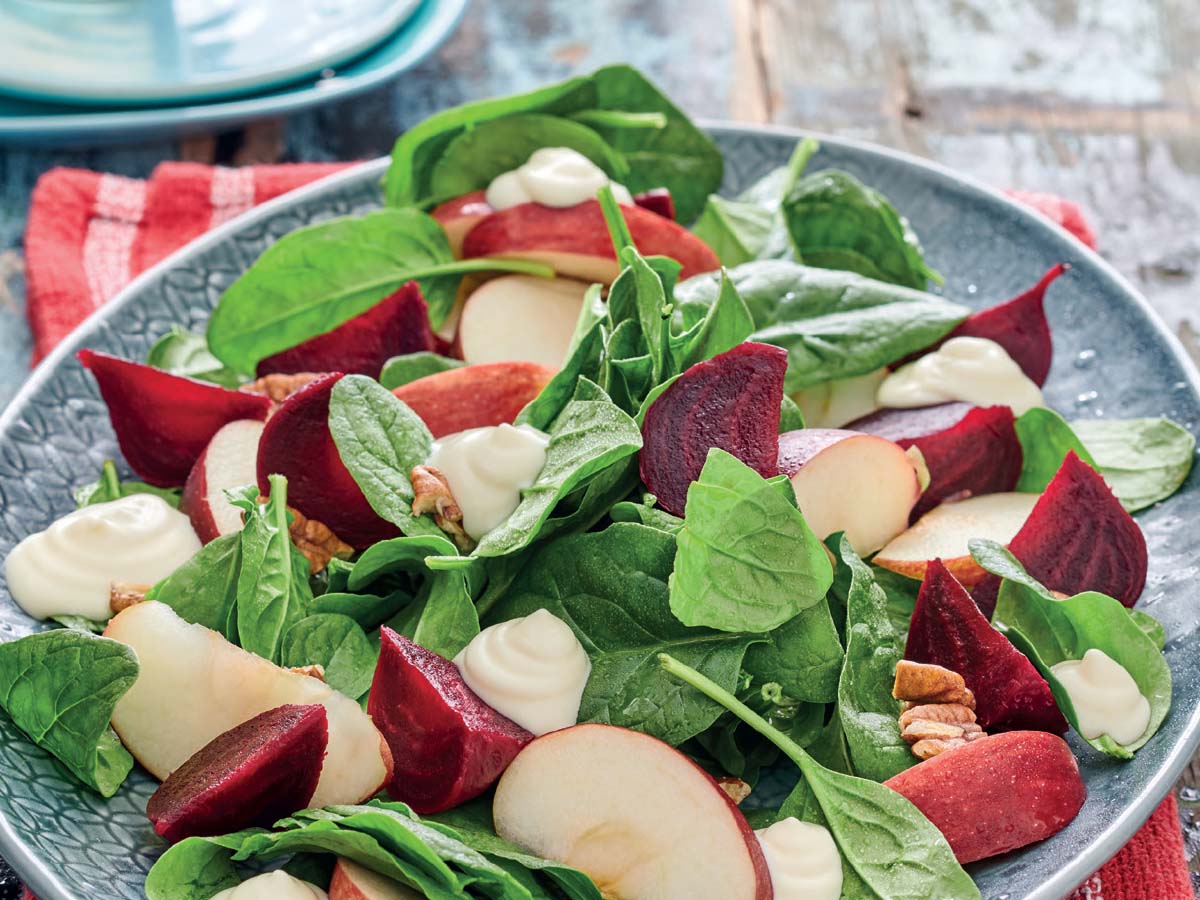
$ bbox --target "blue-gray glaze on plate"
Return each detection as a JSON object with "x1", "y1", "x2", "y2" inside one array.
[{"x1": 0, "y1": 126, "x2": 1197, "y2": 900}]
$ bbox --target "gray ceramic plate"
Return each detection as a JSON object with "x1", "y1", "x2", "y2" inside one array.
[{"x1": 0, "y1": 125, "x2": 1197, "y2": 900}]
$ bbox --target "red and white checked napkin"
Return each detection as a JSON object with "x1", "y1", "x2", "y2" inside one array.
[{"x1": 18, "y1": 164, "x2": 1195, "y2": 899}]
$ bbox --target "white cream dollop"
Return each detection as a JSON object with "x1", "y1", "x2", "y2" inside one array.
[
  {"x1": 210, "y1": 871, "x2": 328, "y2": 900},
  {"x1": 1051, "y1": 648, "x2": 1151, "y2": 746},
  {"x1": 454, "y1": 608, "x2": 591, "y2": 735},
  {"x1": 755, "y1": 817, "x2": 843, "y2": 900},
  {"x1": 427, "y1": 424, "x2": 550, "y2": 540},
  {"x1": 876, "y1": 336, "x2": 1045, "y2": 415},
  {"x1": 4, "y1": 494, "x2": 201, "y2": 621},
  {"x1": 485, "y1": 147, "x2": 633, "y2": 210}
]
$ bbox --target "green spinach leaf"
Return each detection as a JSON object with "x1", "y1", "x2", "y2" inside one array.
[
  {"x1": 608, "y1": 495, "x2": 685, "y2": 533},
  {"x1": 74, "y1": 459, "x2": 182, "y2": 509},
  {"x1": 146, "y1": 532, "x2": 242, "y2": 640},
  {"x1": 411, "y1": 565, "x2": 484, "y2": 660},
  {"x1": 742, "y1": 599, "x2": 843, "y2": 703},
  {"x1": 282, "y1": 614, "x2": 378, "y2": 700},
  {"x1": 146, "y1": 326, "x2": 242, "y2": 388},
  {"x1": 311, "y1": 589, "x2": 412, "y2": 630},
  {"x1": 379, "y1": 352, "x2": 465, "y2": 390},
  {"x1": 1014, "y1": 407, "x2": 1097, "y2": 492},
  {"x1": 1073, "y1": 417, "x2": 1196, "y2": 511},
  {"x1": 347, "y1": 534, "x2": 459, "y2": 591}
]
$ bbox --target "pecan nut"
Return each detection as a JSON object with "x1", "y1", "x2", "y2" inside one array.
[
  {"x1": 288, "y1": 506, "x2": 353, "y2": 574},
  {"x1": 241, "y1": 372, "x2": 324, "y2": 406},
  {"x1": 894, "y1": 660, "x2": 987, "y2": 760},
  {"x1": 109, "y1": 581, "x2": 152, "y2": 614},
  {"x1": 411, "y1": 465, "x2": 475, "y2": 552},
  {"x1": 893, "y1": 659, "x2": 976, "y2": 709}
]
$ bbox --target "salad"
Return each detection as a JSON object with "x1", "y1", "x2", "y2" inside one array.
[{"x1": 0, "y1": 65, "x2": 1194, "y2": 900}]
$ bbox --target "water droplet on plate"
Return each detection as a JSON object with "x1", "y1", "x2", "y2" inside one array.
[
  {"x1": 966, "y1": 283, "x2": 978, "y2": 295},
  {"x1": 1076, "y1": 390, "x2": 1099, "y2": 410},
  {"x1": 1074, "y1": 349, "x2": 1096, "y2": 369}
]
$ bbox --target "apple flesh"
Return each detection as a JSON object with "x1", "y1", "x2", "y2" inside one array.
[
  {"x1": 493, "y1": 723, "x2": 772, "y2": 900},
  {"x1": 181, "y1": 419, "x2": 264, "y2": 543},
  {"x1": 78, "y1": 349, "x2": 270, "y2": 487},
  {"x1": 105, "y1": 601, "x2": 391, "y2": 808},
  {"x1": 431, "y1": 190, "x2": 493, "y2": 257},
  {"x1": 456, "y1": 275, "x2": 589, "y2": 369},
  {"x1": 778, "y1": 429, "x2": 922, "y2": 556},
  {"x1": 392, "y1": 361, "x2": 555, "y2": 439},
  {"x1": 330, "y1": 859, "x2": 423, "y2": 900},
  {"x1": 791, "y1": 368, "x2": 887, "y2": 429},
  {"x1": 147, "y1": 703, "x2": 327, "y2": 843}
]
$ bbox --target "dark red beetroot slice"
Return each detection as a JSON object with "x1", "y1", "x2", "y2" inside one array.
[
  {"x1": 973, "y1": 451, "x2": 1148, "y2": 613},
  {"x1": 848, "y1": 403, "x2": 1021, "y2": 520},
  {"x1": 641, "y1": 342, "x2": 787, "y2": 517},
  {"x1": 906, "y1": 559, "x2": 1067, "y2": 734},
  {"x1": 147, "y1": 704, "x2": 328, "y2": 843},
  {"x1": 368, "y1": 627, "x2": 532, "y2": 814},
  {"x1": 633, "y1": 188, "x2": 676, "y2": 220},
  {"x1": 79, "y1": 349, "x2": 271, "y2": 488},
  {"x1": 256, "y1": 281, "x2": 436, "y2": 379},
  {"x1": 256, "y1": 372, "x2": 398, "y2": 548}
]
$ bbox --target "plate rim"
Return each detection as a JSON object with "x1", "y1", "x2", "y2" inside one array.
[{"x1": 2, "y1": 123, "x2": 1198, "y2": 900}]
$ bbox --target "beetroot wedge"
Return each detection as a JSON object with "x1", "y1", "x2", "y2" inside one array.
[
  {"x1": 79, "y1": 349, "x2": 271, "y2": 487},
  {"x1": 849, "y1": 403, "x2": 1021, "y2": 520},
  {"x1": 147, "y1": 703, "x2": 328, "y2": 843},
  {"x1": 974, "y1": 451, "x2": 1148, "y2": 613},
  {"x1": 256, "y1": 372, "x2": 398, "y2": 548},
  {"x1": 641, "y1": 342, "x2": 786, "y2": 516},
  {"x1": 906, "y1": 559, "x2": 1067, "y2": 734},
  {"x1": 633, "y1": 188, "x2": 676, "y2": 220},
  {"x1": 368, "y1": 627, "x2": 532, "y2": 814},
  {"x1": 256, "y1": 282, "x2": 436, "y2": 379}
]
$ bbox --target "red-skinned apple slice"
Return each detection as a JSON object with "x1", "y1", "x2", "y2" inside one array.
[
  {"x1": 181, "y1": 419, "x2": 264, "y2": 543},
  {"x1": 905, "y1": 559, "x2": 1067, "y2": 734},
  {"x1": 778, "y1": 429, "x2": 922, "y2": 556},
  {"x1": 455, "y1": 275, "x2": 589, "y2": 368},
  {"x1": 78, "y1": 349, "x2": 270, "y2": 488},
  {"x1": 431, "y1": 190, "x2": 494, "y2": 257},
  {"x1": 105, "y1": 601, "x2": 391, "y2": 808},
  {"x1": 392, "y1": 361, "x2": 555, "y2": 439},
  {"x1": 257, "y1": 372, "x2": 398, "y2": 549},
  {"x1": 493, "y1": 723, "x2": 772, "y2": 900},
  {"x1": 147, "y1": 703, "x2": 327, "y2": 843},
  {"x1": 461, "y1": 200, "x2": 721, "y2": 283},
  {"x1": 632, "y1": 188, "x2": 676, "y2": 220},
  {"x1": 972, "y1": 451, "x2": 1148, "y2": 612},
  {"x1": 256, "y1": 282, "x2": 436, "y2": 379},
  {"x1": 330, "y1": 859, "x2": 423, "y2": 900},
  {"x1": 368, "y1": 627, "x2": 532, "y2": 814},
  {"x1": 641, "y1": 342, "x2": 787, "y2": 517}
]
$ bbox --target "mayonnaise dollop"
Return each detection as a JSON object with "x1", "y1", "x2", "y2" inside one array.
[
  {"x1": 4, "y1": 494, "x2": 200, "y2": 621},
  {"x1": 485, "y1": 147, "x2": 633, "y2": 210},
  {"x1": 1051, "y1": 648, "x2": 1151, "y2": 746},
  {"x1": 427, "y1": 424, "x2": 550, "y2": 539},
  {"x1": 755, "y1": 817, "x2": 843, "y2": 900},
  {"x1": 211, "y1": 871, "x2": 328, "y2": 900},
  {"x1": 876, "y1": 336, "x2": 1044, "y2": 415},
  {"x1": 454, "y1": 608, "x2": 591, "y2": 735}
]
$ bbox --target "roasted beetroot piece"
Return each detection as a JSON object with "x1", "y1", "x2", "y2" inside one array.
[
  {"x1": 973, "y1": 451, "x2": 1148, "y2": 613},
  {"x1": 641, "y1": 342, "x2": 787, "y2": 517},
  {"x1": 849, "y1": 403, "x2": 1022, "y2": 520},
  {"x1": 368, "y1": 628, "x2": 532, "y2": 814},
  {"x1": 633, "y1": 188, "x2": 676, "y2": 221},
  {"x1": 147, "y1": 704, "x2": 328, "y2": 843},
  {"x1": 79, "y1": 349, "x2": 271, "y2": 488},
  {"x1": 256, "y1": 282, "x2": 436, "y2": 379},
  {"x1": 906, "y1": 559, "x2": 1067, "y2": 734},
  {"x1": 256, "y1": 373, "x2": 398, "y2": 548},
  {"x1": 884, "y1": 731, "x2": 1085, "y2": 864},
  {"x1": 392, "y1": 361, "x2": 555, "y2": 439}
]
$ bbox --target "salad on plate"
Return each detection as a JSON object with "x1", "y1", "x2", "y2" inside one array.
[{"x1": 0, "y1": 65, "x2": 1193, "y2": 900}]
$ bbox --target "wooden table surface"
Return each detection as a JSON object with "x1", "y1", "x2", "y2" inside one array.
[{"x1": 0, "y1": 0, "x2": 1198, "y2": 896}]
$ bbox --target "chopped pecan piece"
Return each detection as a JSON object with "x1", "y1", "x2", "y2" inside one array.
[
  {"x1": 715, "y1": 776, "x2": 752, "y2": 805},
  {"x1": 289, "y1": 664, "x2": 326, "y2": 682},
  {"x1": 898, "y1": 703, "x2": 977, "y2": 730},
  {"x1": 911, "y1": 738, "x2": 969, "y2": 760},
  {"x1": 894, "y1": 661, "x2": 987, "y2": 760},
  {"x1": 241, "y1": 372, "x2": 323, "y2": 406},
  {"x1": 109, "y1": 581, "x2": 152, "y2": 614},
  {"x1": 893, "y1": 660, "x2": 976, "y2": 709},
  {"x1": 411, "y1": 464, "x2": 475, "y2": 552},
  {"x1": 288, "y1": 506, "x2": 354, "y2": 574}
]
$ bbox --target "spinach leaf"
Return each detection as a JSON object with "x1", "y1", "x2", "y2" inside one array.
[
  {"x1": 668, "y1": 271, "x2": 755, "y2": 373},
  {"x1": 674, "y1": 261, "x2": 968, "y2": 390},
  {"x1": 49, "y1": 615, "x2": 106, "y2": 634},
  {"x1": 347, "y1": 534, "x2": 458, "y2": 591},
  {"x1": 608, "y1": 496, "x2": 684, "y2": 533},
  {"x1": 0, "y1": 630, "x2": 138, "y2": 797},
  {"x1": 1131, "y1": 609, "x2": 1167, "y2": 650},
  {"x1": 146, "y1": 326, "x2": 242, "y2": 388},
  {"x1": 1073, "y1": 417, "x2": 1196, "y2": 511},
  {"x1": 74, "y1": 459, "x2": 182, "y2": 509},
  {"x1": 670, "y1": 450, "x2": 832, "y2": 633},
  {"x1": 146, "y1": 532, "x2": 242, "y2": 639},
  {"x1": 411, "y1": 565, "x2": 484, "y2": 659},
  {"x1": 311, "y1": 589, "x2": 412, "y2": 630},
  {"x1": 779, "y1": 393, "x2": 806, "y2": 432},
  {"x1": 379, "y1": 352, "x2": 464, "y2": 390},
  {"x1": 535, "y1": 457, "x2": 641, "y2": 544},
  {"x1": 691, "y1": 195, "x2": 775, "y2": 266},
  {"x1": 1014, "y1": 407, "x2": 1097, "y2": 492},
  {"x1": 742, "y1": 599, "x2": 843, "y2": 703},
  {"x1": 516, "y1": 288, "x2": 607, "y2": 431},
  {"x1": 871, "y1": 565, "x2": 922, "y2": 640},
  {"x1": 281, "y1": 614, "x2": 378, "y2": 700}
]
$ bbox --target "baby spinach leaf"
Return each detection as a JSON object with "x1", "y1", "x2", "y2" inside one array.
[
  {"x1": 779, "y1": 393, "x2": 806, "y2": 432},
  {"x1": 535, "y1": 457, "x2": 641, "y2": 545},
  {"x1": 742, "y1": 599, "x2": 843, "y2": 703},
  {"x1": 0, "y1": 630, "x2": 138, "y2": 797},
  {"x1": 411, "y1": 565, "x2": 484, "y2": 660},
  {"x1": 668, "y1": 271, "x2": 755, "y2": 372},
  {"x1": 379, "y1": 352, "x2": 464, "y2": 390},
  {"x1": 282, "y1": 614, "x2": 379, "y2": 700},
  {"x1": 870, "y1": 565, "x2": 922, "y2": 641},
  {"x1": 1073, "y1": 417, "x2": 1196, "y2": 511},
  {"x1": 146, "y1": 326, "x2": 242, "y2": 388},
  {"x1": 609, "y1": 496, "x2": 685, "y2": 533},
  {"x1": 691, "y1": 195, "x2": 775, "y2": 266},
  {"x1": 146, "y1": 532, "x2": 242, "y2": 640},
  {"x1": 1014, "y1": 407, "x2": 1097, "y2": 492},
  {"x1": 347, "y1": 534, "x2": 459, "y2": 591},
  {"x1": 74, "y1": 459, "x2": 182, "y2": 509},
  {"x1": 516, "y1": 290, "x2": 607, "y2": 431},
  {"x1": 670, "y1": 449, "x2": 833, "y2": 633},
  {"x1": 49, "y1": 615, "x2": 106, "y2": 634},
  {"x1": 311, "y1": 589, "x2": 412, "y2": 630},
  {"x1": 1131, "y1": 609, "x2": 1167, "y2": 650}
]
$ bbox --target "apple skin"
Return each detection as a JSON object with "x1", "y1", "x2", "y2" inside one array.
[
  {"x1": 392, "y1": 361, "x2": 555, "y2": 439},
  {"x1": 431, "y1": 190, "x2": 494, "y2": 257},
  {"x1": 330, "y1": 859, "x2": 424, "y2": 900},
  {"x1": 181, "y1": 419, "x2": 264, "y2": 543},
  {"x1": 78, "y1": 349, "x2": 270, "y2": 488},
  {"x1": 146, "y1": 703, "x2": 328, "y2": 843},
  {"x1": 461, "y1": 200, "x2": 721, "y2": 282},
  {"x1": 884, "y1": 731, "x2": 1085, "y2": 863},
  {"x1": 368, "y1": 627, "x2": 532, "y2": 814}
]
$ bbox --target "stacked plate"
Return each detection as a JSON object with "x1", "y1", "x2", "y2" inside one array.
[{"x1": 0, "y1": 0, "x2": 468, "y2": 145}]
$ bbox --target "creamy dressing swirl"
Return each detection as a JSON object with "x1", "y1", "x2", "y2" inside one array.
[
  {"x1": 211, "y1": 871, "x2": 327, "y2": 900},
  {"x1": 1051, "y1": 648, "x2": 1151, "y2": 745},
  {"x1": 877, "y1": 336, "x2": 1044, "y2": 415},
  {"x1": 755, "y1": 817, "x2": 843, "y2": 900},
  {"x1": 485, "y1": 147, "x2": 633, "y2": 210}
]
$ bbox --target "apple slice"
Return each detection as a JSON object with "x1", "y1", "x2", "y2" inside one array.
[
  {"x1": 633, "y1": 188, "x2": 676, "y2": 220},
  {"x1": 181, "y1": 419, "x2": 264, "y2": 543},
  {"x1": 431, "y1": 190, "x2": 494, "y2": 257},
  {"x1": 256, "y1": 282, "x2": 436, "y2": 379},
  {"x1": 778, "y1": 429, "x2": 922, "y2": 556},
  {"x1": 79, "y1": 349, "x2": 271, "y2": 487},
  {"x1": 392, "y1": 361, "x2": 555, "y2": 439},
  {"x1": 791, "y1": 368, "x2": 887, "y2": 428},
  {"x1": 330, "y1": 859, "x2": 423, "y2": 900},
  {"x1": 105, "y1": 601, "x2": 391, "y2": 808},
  {"x1": 493, "y1": 724, "x2": 772, "y2": 900},
  {"x1": 874, "y1": 492, "x2": 1039, "y2": 587},
  {"x1": 147, "y1": 703, "x2": 327, "y2": 843},
  {"x1": 367, "y1": 628, "x2": 531, "y2": 814},
  {"x1": 455, "y1": 275, "x2": 589, "y2": 369},
  {"x1": 461, "y1": 200, "x2": 721, "y2": 283}
]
